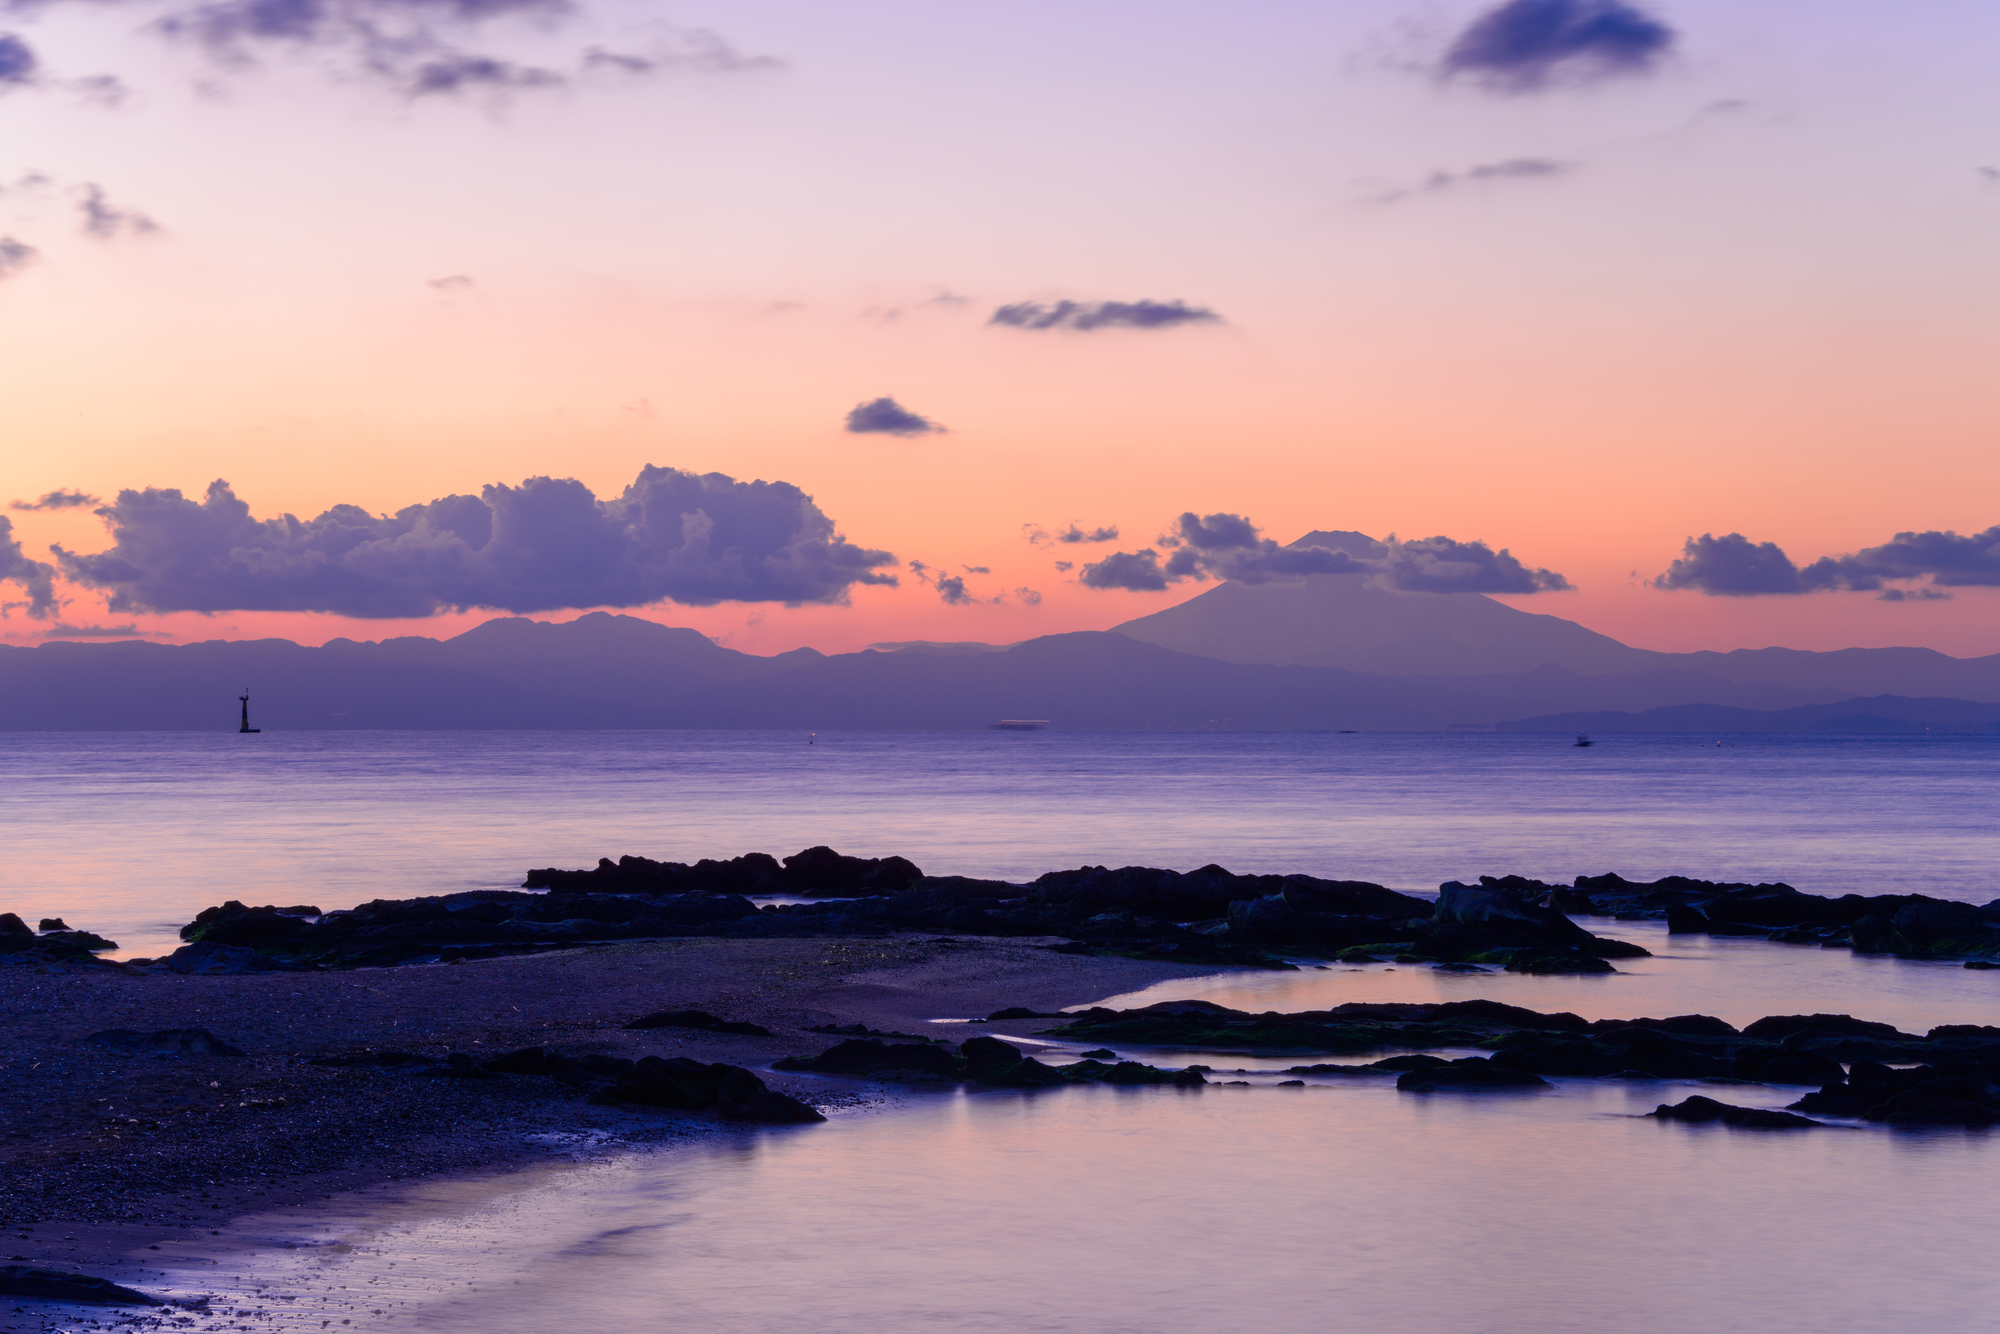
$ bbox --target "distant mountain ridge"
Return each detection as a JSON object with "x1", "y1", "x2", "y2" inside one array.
[
  {"x1": 1112, "y1": 530, "x2": 2000, "y2": 700},
  {"x1": 0, "y1": 612, "x2": 1985, "y2": 732}
]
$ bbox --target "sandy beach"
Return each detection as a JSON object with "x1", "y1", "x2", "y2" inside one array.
[{"x1": 0, "y1": 933, "x2": 1213, "y2": 1317}]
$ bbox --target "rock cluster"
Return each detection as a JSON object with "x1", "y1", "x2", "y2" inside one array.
[
  {"x1": 306, "y1": 1044, "x2": 826, "y2": 1123},
  {"x1": 773, "y1": 1035, "x2": 1208, "y2": 1089},
  {"x1": 164, "y1": 849, "x2": 1646, "y2": 972},
  {"x1": 1495, "y1": 872, "x2": 2000, "y2": 961},
  {"x1": 0, "y1": 912, "x2": 118, "y2": 966},
  {"x1": 1046, "y1": 999, "x2": 2000, "y2": 1099},
  {"x1": 0, "y1": 1264, "x2": 161, "y2": 1306},
  {"x1": 1785, "y1": 1058, "x2": 2000, "y2": 1126}
]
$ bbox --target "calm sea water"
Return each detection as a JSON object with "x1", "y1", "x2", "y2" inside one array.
[
  {"x1": 2, "y1": 730, "x2": 1997, "y2": 958},
  {"x1": 9, "y1": 731, "x2": 1998, "y2": 1332}
]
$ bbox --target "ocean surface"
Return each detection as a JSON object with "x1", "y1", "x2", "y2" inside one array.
[{"x1": 6, "y1": 730, "x2": 1998, "y2": 1332}]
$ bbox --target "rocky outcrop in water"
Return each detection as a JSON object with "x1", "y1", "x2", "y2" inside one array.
[
  {"x1": 310, "y1": 1043, "x2": 827, "y2": 1123},
  {"x1": 0, "y1": 912, "x2": 119, "y2": 966},
  {"x1": 170, "y1": 849, "x2": 1658, "y2": 972},
  {"x1": 1650, "y1": 1096, "x2": 1821, "y2": 1129},
  {"x1": 1490, "y1": 871, "x2": 2000, "y2": 962},
  {"x1": 1785, "y1": 1058, "x2": 2000, "y2": 1126},
  {"x1": 1039, "y1": 998, "x2": 2000, "y2": 1082},
  {"x1": 773, "y1": 1035, "x2": 1207, "y2": 1089},
  {"x1": 0, "y1": 1265, "x2": 162, "y2": 1306}
]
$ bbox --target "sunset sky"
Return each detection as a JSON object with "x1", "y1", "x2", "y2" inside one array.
[{"x1": 3, "y1": 0, "x2": 1997, "y2": 657}]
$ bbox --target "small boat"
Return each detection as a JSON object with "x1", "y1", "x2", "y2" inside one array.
[
  {"x1": 1573, "y1": 733, "x2": 1593, "y2": 747},
  {"x1": 990, "y1": 720, "x2": 1048, "y2": 732}
]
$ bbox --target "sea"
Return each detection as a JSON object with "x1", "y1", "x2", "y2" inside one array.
[{"x1": 4, "y1": 730, "x2": 1997, "y2": 1332}]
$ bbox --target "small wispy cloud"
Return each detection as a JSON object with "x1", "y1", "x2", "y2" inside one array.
[
  {"x1": 76, "y1": 183, "x2": 160, "y2": 239},
  {"x1": 1366, "y1": 157, "x2": 1573, "y2": 204},
  {"x1": 989, "y1": 299, "x2": 1220, "y2": 333},
  {"x1": 10, "y1": 489, "x2": 102, "y2": 511}
]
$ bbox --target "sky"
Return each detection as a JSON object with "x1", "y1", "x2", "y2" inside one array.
[{"x1": 2, "y1": 0, "x2": 1997, "y2": 657}]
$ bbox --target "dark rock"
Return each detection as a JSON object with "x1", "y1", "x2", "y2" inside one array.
[
  {"x1": 1504, "y1": 951, "x2": 1616, "y2": 975},
  {"x1": 960, "y1": 1036, "x2": 1030, "y2": 1083},
  {"x1": 1865, "y1": 1088, "x2": 1999, "y2": 1127},
  {"x1": 1075, "y1": 1047, "x2": 1117, "y2": 1059},
  {"x1": 714, "y1": 1066, "x2": 826, "y2": 1123},
  {"x1": 1741, "y1": 1014, "x2": 1910, "y2": 1043},
  {"x1": 1743, "y1": 1053, "x2": 1847, "y2": 1085},
  {"x1": 1665, "y1": 903, "x2": 1710, "y2": 934},
  {"x1": 1787, "y1": 1082, "x2": 1869, "y2": 1117},
  {"x1": 1277, "y1": 1079, "x2": 1306, "y2": 1086},
  {"x1": 0, "y1": 912, "x2": 31, "y2": 936},
  {"x1": 1590, "y1": 1015, "x2": 1740, "y2": 1037},
  {"x1": 1431, "y1": 962, "x2": 1490, "y2": 973},
  {"x1": 179, "y1": 901, "x2": 322, "y2": 948},
  {"x1": 775, "y1": 1038, "x2": 962, "y2": 1080},
  {"x1": 1397, "y1": 1058, "x2": 1548, "y2": 1091},
  {"x1": 780, "y1": 846, "x2": 925, "y2": 896},
  {"x1": 37, "y1": 918, "x2": 67, "y2": 932},
  {"x1": 163, "y1": 941, "x2": 289, "y2": 975},
  {"x1": 0, "y1": 1265, "x2": 162, "y2": 1305},
  {"x1": 986, "y1": 1007, "x2": 1059, "y2": 1020},
  {"x1": 624, "y1": 1009, "x2": 772, "y2": 1037},
  {"x1": 1651, "y1": 1095, "x2": 1820, "y2": 1128},
  {"x1": 1967, "y1": 960, "x2": 1999, "y2": 970},
  {"x1": 81, "y1": 1028, "x2": 246, "y2": 1057}
]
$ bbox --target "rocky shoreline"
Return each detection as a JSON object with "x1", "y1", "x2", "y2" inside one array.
[
  {"x1": 6, "y1": 847, "x2": 1999, "y2": 1324},
  {"x1": 19, "y1": 847, "x2": 1981, "y2": 985}
]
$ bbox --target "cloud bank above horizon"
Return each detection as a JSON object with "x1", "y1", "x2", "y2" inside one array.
[
  {"x1": 1076, "y1": 513, "x2": 1572, "y2": 595},
  {"x1": 1655, "y1": 528, "x2": 2000, "y2": 599},
  {"x1": 53, "y1": 467, "x2": 898, "y2": 618}
]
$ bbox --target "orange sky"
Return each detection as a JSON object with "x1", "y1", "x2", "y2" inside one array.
[{"x1": 3, "y1": 0, "x2": 1997, "y2": 657}]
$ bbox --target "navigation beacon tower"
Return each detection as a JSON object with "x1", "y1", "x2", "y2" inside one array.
[{"x1": 238, "y1": 689, "x2": 261, "y2": 734}]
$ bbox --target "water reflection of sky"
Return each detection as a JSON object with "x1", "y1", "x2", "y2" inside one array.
[{"x1": 171, "y1": 1071, "x2": 2000, "y2": 1334}]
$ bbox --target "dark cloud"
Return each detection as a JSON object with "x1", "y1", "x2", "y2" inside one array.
[
  {"x1": 989, "y1": 299, "x2": 1220, "y2": 333},
  {"x1": 1077, "y1": 549, "x2": 1171, "y2": 592},
  {"x1": 845, "y1": 397, "x2": 945, "y2": 437},
  {"x1": 11, "y1": 489, "x2": 102, "y2": 511},
  {"x1": 0, "y1": 515, "x2": 57, "y2": 618},
  {"x1": 1371, "y1": 157, "x2": 1572, "y2": 203},
  {"x1": 1013, "y1": 586, "x2": 1042, "y2": 606},
  {"x1": 1441, "y1": 0, "x2": 1675, "y2": 91},
  {"x1": 76, "y1": 183, "x2": 160, "y2": 239},
  {"x1": 1655, "y1": 527, "x2": 2000, "y2": 597},
  {"x1": 0, "y1": 235, "x2": 37, "y2": 280},
  {"x1": 54, "y1": 466, "x2": 897, "y2": 617},
  {"x1": 1024, "y1": 522, "x2": 1119, "y2": 547},
  {"x1": 962, "y1": 565, "x2": 989, "y2": 574},
  {"x1": 1816, "y1": 526, "x2": 2000, "y2": 590},
  {"x1": 0, "y1": 32, "x2": 37, "y2": 86},
  {"x1": 1372, "y1": 535, "x2": 1572, "y2": 593},
  {"x1": 1052, "y1": 560, "x2": 1073, "y2": 573},
  {"x1": 1081, "y1": 514, "x2": 1570, "y2": 594},
  {"x1": 1651, "y1": 533, "x2": 1812, "y2": 595}
]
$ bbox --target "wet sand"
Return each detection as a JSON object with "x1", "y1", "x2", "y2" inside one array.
[{"x1": 0, "y1": 935, "x2": 1211, "y2": 1324}]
